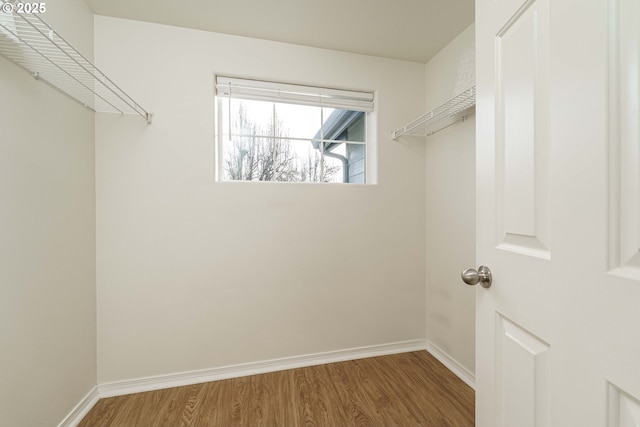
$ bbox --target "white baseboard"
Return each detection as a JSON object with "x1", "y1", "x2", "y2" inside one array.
[
  {"x1": 58, "y1": 386, "x2": 100, "y2": 427},
  {"x1": 424, "y1": 339, "x2": 476, "y2": 389},
  {"x1": 60, "y1": 339, "x2": 473, "y2": 425},
  {"x1": 98, "y1": 339, "x2": 427, "y2": 398}
]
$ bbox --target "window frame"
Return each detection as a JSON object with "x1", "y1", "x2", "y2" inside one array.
[{"x1": 214, "y1": 76, "x2": 375, "y2": 184}]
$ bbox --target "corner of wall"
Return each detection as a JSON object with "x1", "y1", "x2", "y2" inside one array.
[{"x1": 423, "y1": 23, "x2": 477, "y2": 376}]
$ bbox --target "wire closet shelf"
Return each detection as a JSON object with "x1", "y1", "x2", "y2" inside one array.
[
  {"x1": 0, "y1": 0, "x2": 152, "y2": 123},
  {"x1": 392, "y1": 86, "x2": 475, "y2": 140}
]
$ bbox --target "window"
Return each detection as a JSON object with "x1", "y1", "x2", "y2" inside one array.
[{"x1": 215, "y1": 77, "x2": 373, "y2": 184}]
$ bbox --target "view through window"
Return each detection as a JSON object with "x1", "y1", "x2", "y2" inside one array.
[{"x1": 216, "y1": 77, "x2": 373, "y2": 184}]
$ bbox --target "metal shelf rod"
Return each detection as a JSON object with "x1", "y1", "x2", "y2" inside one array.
[
  {"x1": 0, "y1": 0, "x2": 152, "y2": 123},
  {"x1": 392, "y1": 86, "x2": 475, "y2": 140}
]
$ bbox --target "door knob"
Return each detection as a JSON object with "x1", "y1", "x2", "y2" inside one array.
[{"x1": 461, "y1": 265, "x2": 492, "y2": 288}]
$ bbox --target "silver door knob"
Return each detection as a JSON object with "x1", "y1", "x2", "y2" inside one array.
[{"x1": 461, "y1": 265, "x2": 492, "y2": 288}]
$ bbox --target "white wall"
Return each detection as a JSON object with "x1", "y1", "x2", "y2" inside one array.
[
  {"x1": 94, "y1": 17, "x2": 427, "y2": 383},
  {"x1": 424, "y1": 24, "x2": 476, "y2": 375},
  {"x1": 0, "y1": 0, "x2": 97, "y2": 425}
]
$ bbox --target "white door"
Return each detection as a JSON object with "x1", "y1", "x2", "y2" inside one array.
[{"x1": 474, "y1": 0, "x2": 640, "y2": 425}]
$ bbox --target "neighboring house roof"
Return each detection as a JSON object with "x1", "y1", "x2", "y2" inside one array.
[{"x1": 312, "y1": 110, "x2": 363, "y2": 150}]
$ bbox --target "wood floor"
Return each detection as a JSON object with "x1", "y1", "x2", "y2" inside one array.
[{"x1": 79, "y1": 351, "x2": 474, "y2": 427}]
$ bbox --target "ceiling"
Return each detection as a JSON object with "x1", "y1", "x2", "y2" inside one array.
[{"x1": 83, "y1": 0, "x2": 474, "y2": 63}]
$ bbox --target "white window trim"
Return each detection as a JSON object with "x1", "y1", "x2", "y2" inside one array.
[{"x1": 214, "y1": 76, "x2": 376, "y2": 184}]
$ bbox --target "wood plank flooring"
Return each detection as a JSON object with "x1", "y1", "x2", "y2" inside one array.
[{"x1": 79, "y1": 351, "x2": 474, "y2": 427}]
